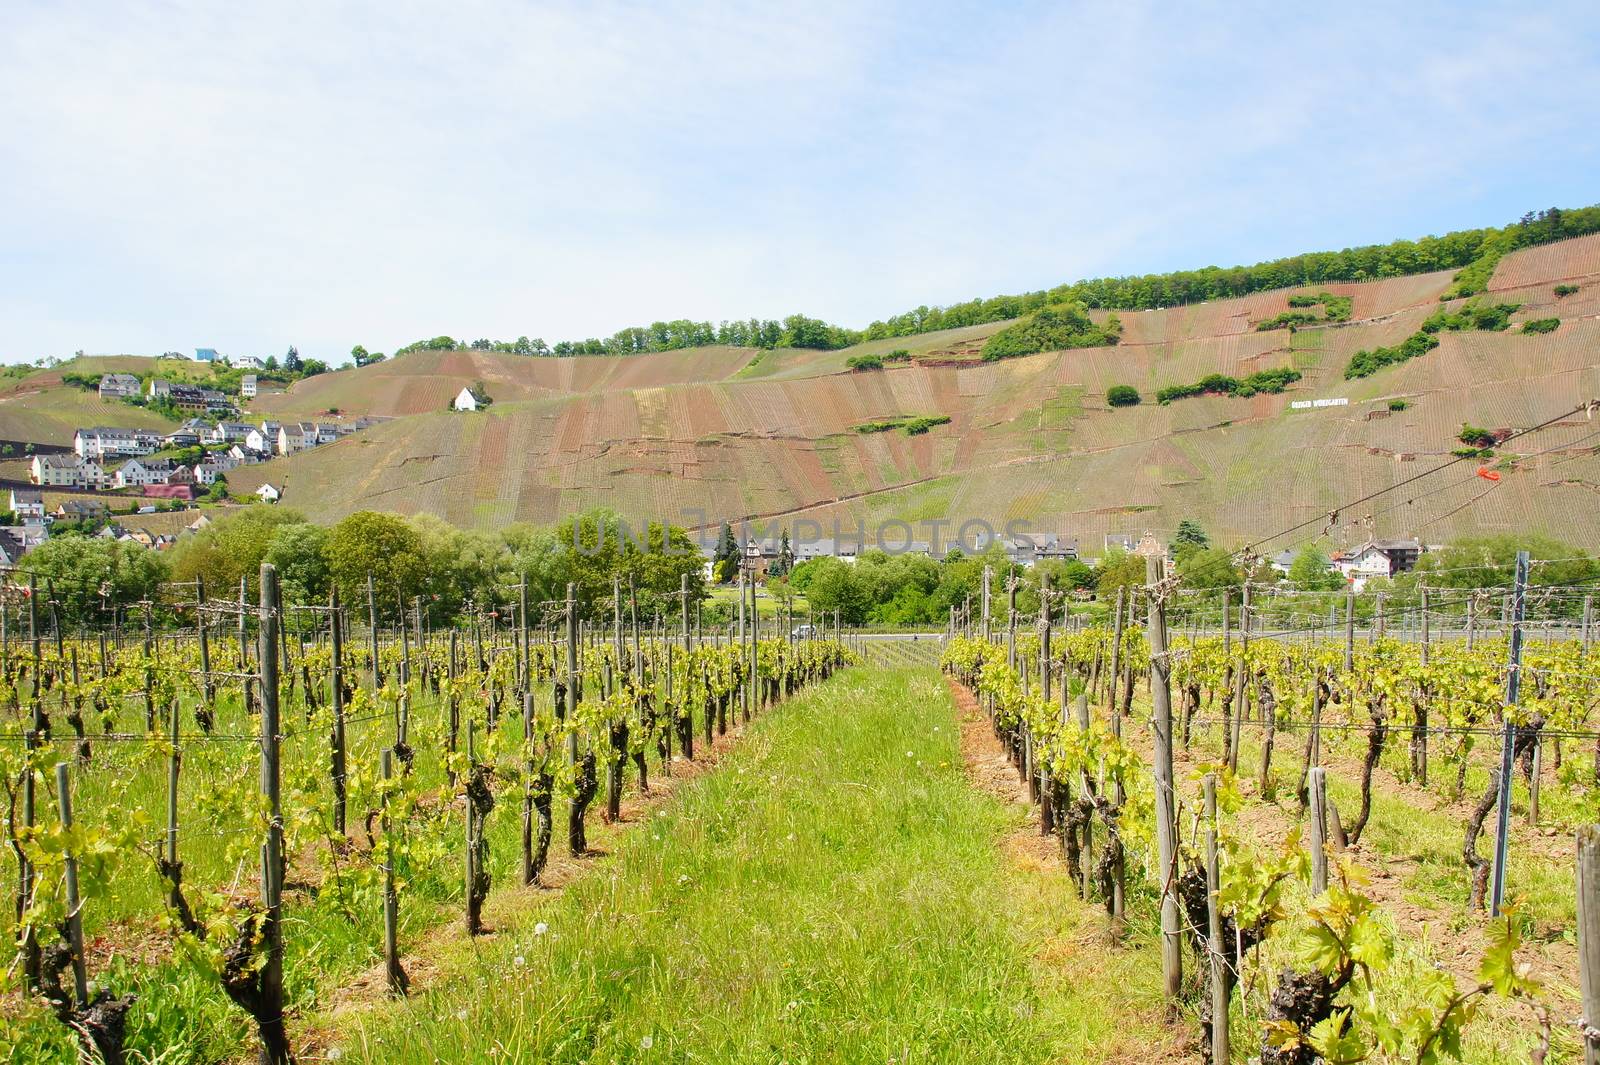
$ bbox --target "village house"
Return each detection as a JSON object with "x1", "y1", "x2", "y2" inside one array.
[
  {"x1": 194, "y1": 348, "x2": 219, "y2": 363},
  {"x1": 256, "y1": 483, "x2": 283, "y2": 504},
  {"x1": 452, "y1": 386, "x2": 480, "y2": 412},
  {"x1": 163, "y1": 418, "x2": 211, "y2": 448},
  {"x1": 1, "y1": 524, "x2": 49, "y2": 553},
  {"x1": 194, "y1": 454, "x2": 237, "y2": 484},
  {"x1": 55, "y1": 499, "x2": 111, "y2": 522},
  {"x1": 1333, "y1": 538, "x2": 1424, "y2": 589},
  {"x1": 211, "y1": 421, "x2": 255, "y2": 444},
  {"x1": 233, "y1": 355, "x2": 264, "y2": 371},
  {"x1": 32, "y1": 453, "x2": 86, "y2": 486},
  {"x1": 228, "y1": 443, "x2": 271, "y2": 464},
  {"x1": 148, "y1": 380, "x2": 232, "y2": 414},
  {"x1": 277, "y1": 421, "x2": 318, "y2": 454},
  {"x1": 10, "y1": 488, "x2": 47, "y2": 524},
  {"x1": 240, "y1": 373, "x2": 257, "y2": 399},
  {"x1": 0, "y1": 529, "x2": 25, "y2": 565},
  {"x1": 115, "y1": 457, "x2": 178, "y2": 489},
  {"x1": 97, "y1": 372, "x2": 140, "y2": 399},
  {"x1": 74, "y1": 426, "x2": 163, "y2": 460}
]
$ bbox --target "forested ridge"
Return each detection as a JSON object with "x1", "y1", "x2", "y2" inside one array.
[{"x1": 384, "y1": 205, "x2": 1599, "y2": 361}]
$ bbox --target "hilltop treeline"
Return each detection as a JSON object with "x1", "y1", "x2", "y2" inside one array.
[{"x1": 384, "y1": 206, "x2": 1598, "y2": 362}]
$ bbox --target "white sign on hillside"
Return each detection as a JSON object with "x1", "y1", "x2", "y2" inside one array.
[{"x1": 1289, "y1": 397, "x2": 1349, "y2": 410}]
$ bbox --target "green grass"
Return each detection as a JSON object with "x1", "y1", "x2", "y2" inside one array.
[{"x1": 338, "y1": 667, "x2": 1168, "y2": 1063}]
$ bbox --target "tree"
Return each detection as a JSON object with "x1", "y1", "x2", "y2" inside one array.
[
  {"x1": 1288, "y1": 546, "x2": 1343, "y2": 590},
  {"x1": 713, "y1": 557, "x2": 739, "y2": 584},
  {"x1": 1414, "y1": 535, "x2": 1597, "y2": 593},
  {"x1": 713, "y1": 521, "x2": 740, "y2": 580},
  {"x1": 18, "y1": 535, "x2": 169, "y2": 624},
  {"x1": 1095, "y1": 549, "x2": 1147, "y2": 600},
  {"x1": 1107, "y1": 384, "x2": 1140, "y2": 407},
  {"x1": 167, "y1": 507, "x2": 309, "y2": 596},
  {"x1": 770, "y1": 529, "x2": 794, "y2": 577},
  {"x1": 325, "y1": 511, "x2": 430, "y2": 619},
  {"x1": 554, "y1": 510, "x2": 705, "y2": 619},
  {"x1": 351, "y1": 345, "x2": 385, "y2": 368},
  {"x1": 263, "y1": 523, "x2": 330, "y2": 603},
  {"x1": 284, "y1": 346, "x2": 302, "y2": 373},
  {"x1": 1176, "y1": 547, "x2": 1242, "y2": 590},
  {"x1": 802, "y1": 557, "x2": 868, "y2": 625},
  {"x1": 1172, "y1": 519, "x2": 1210, "y2": 561}
]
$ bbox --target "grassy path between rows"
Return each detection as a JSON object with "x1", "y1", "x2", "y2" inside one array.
[{"x1": 333, "y1": 666, "x2": 1172, "y2": 1063}]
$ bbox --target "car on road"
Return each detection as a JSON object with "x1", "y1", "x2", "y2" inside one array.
[{"x1": 792, "y1": 624, "x2": 815, "y2": 638}]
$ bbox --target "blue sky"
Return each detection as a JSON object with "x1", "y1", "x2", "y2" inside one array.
[{"x1": 2, "y1": 1, "x2": 1596, "y2": 364}]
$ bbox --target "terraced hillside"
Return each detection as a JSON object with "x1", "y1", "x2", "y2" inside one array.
[
  {"x1": 220, "y1": 233, "x2": 1600, "y2": 549},
  {"x1": 0, "y1": 356, "x2": 180, "y2": 444},
  {"x1": 15, "y1": 235, "x2": 1600, "y2": 551}
]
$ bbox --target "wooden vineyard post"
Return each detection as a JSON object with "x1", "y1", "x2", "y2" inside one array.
[
  {"x1": 522, "y1": 692, "x2": 536, "y2": 884},
  {"x1": 1489, "y1": 551, "x2": 1528, "y2": 918},
  {"x1": 165, "y1": 696, "x2": 182, "y2": 912},
  {"x1": 748, "y1": 576, "x2": 759, "y2": 721},
  {"x1": 1108, "y1": 586, "x2": 1125, "y2": 713},
  {"x1": 564, "y1": 583, "x2": 578, "y2": 767},
  {"x1": 981, "y1": 564, "x2": 992, "y2": 642},
  {"x1": 257, "y1": 562, "x2": 289, "y2": 1065},
  {"x1": 54, "y1": 761, "x2": 89, "y2": 1007},
  {"x1": 519, "y1": 576, "x2": 530, "y2": 695},
  {"x1": 1308, "y1": 766, "x2": 1328, "y2": 894},
  {"x1": 465, "y1": 722, "x2": 482, "y2": 935},
  {"x1": 1583, "y1": 595, "x2": 1593, "y2": 655},
  {"x1": 679, "y1": 573, "x2": 693, "y2": 759},
  {"x1": 330, "y1": 588, "x2": 347, "y2": 835},
  {"x1": 1006, "y1": 577, "x2": 1017, "y2": 671},
  {"x1": 1577, "y1": 825, "x2": 1600, "y2": 1065},
  {"x1": 196, "y1": 575, "x2": 214, "y2": 708},
  {"x1": 238, "y1": 575, "x2": 250, "y2": 674},
  {"x1": 20, "y1": 720, "x2": 38, "y2": 990},
  {"x1": 1416, "y1": 582, "x2": 1430, "y2": 786},
  {"x1": 367, "y1": 573, "x2": 381, "y2": 691},
  {"x1": 738, "y1": 570, "x2": 748, "y2": 722},
  {"x1": 381, "y1": 747, "x2": 407, "y2": 995},
  {"x1": 1229, "y1": 582, "x2": 1249, "y2": 775},
  {"x1": 1203, "y1": 773, "x2": 1228, "y2": 1065},
  {"x1": 1039, "y1": 573, "x2": 1052, "y2": 703},
  {"x1": 1144, "y1": 551, "x2": 1182, "y2": 1014},
  {"x1": 1344, "y1": 586, "x2": 1355, "y2": 674}
]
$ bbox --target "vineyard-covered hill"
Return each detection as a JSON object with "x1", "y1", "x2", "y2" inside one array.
[{"x1": 25, "y1": 235, "x2": 1600, "y2": 549}]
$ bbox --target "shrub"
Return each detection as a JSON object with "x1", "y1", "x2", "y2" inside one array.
[
  {"x1": 1106, "y1": 385, "x2": 1141, "y2": 407},
  {"x1": 845, "y1": 354, "x2": 884, "y2": 371},
  {"x1": 901, "y1": 414, "x2": 951, "y2": 435},
  {"x1": 1155, "y1": 367, "x2": 1300, "y2": 404},
  {"x1": 855, "y1": 414, "x2": 951, "y2": 435},
  {"x1": 1387, "y1": 398, "x2": 1408, "y2": 412},
  {"x1": 1554, "y1": 284, "x2": 1579, "y2": 297},
  {"x1": 1344, "y1": 330, "x2": 1440, "y2": 379},
  {"x1": 981, "y1": 303, "x2": 1121, "y2": 361},
  {"x1": 1422, "y1": 299, "x2": 1520, "y2": 334},
  {"x1": 1458, "y1": 424, "x2": 1496, "y2": 447},
  {"x1": 1520, "y1": 317, "x2": 1559, "y2": 334},
  {"x1": 1260, "y1": 292, "x2": 1352, "y2": 331},
  {"x1": 1452, "y1": 446, "x2": 1494, "y2": 459},
  {"x1": 883, "y1": 349, "x2": 912, "y2": 363}
]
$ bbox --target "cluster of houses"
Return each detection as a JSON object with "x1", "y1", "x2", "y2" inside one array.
[
  {"x1": 100, "y1": 368, "x2": 262, "y2": 406},
  {"x1": 703, "y1": 531, "x2": 1083, "y2": 581},
  {"x1": 702, "y1": 527, "x2": 1427, "y2": 593},
  {"x1": 28, "y1": 416, "x2": 385, "y2": 497},
  {"x1": 0, "y1": 486, "x2": 221, "y2": 563}
]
